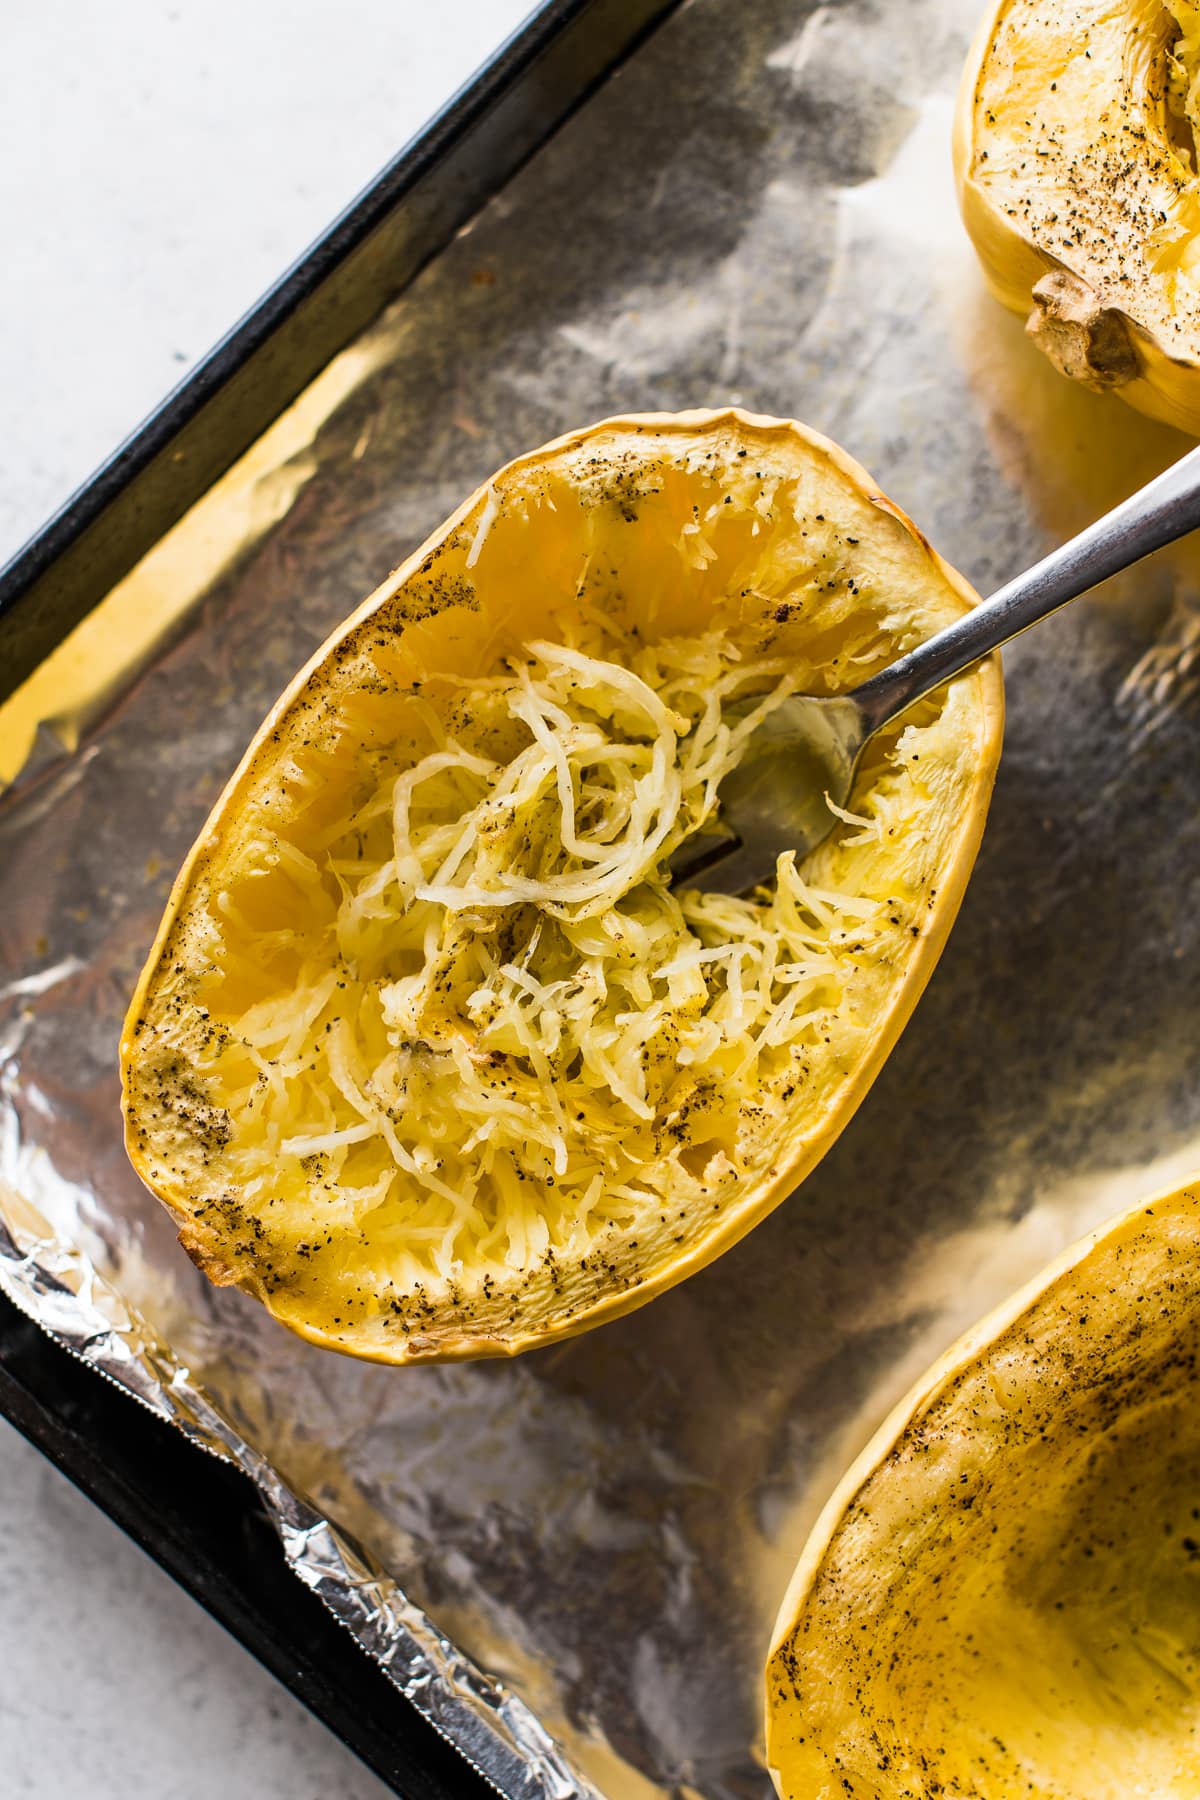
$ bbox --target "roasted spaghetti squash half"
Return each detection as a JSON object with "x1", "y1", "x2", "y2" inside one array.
[
  {"x1": 956, "y1": 0, "x2": 1200, "y2": 432},
  {"x1": 121, "y1": 411, "x2": 1002, "y2": 1363},
  {"x1": 766, "y1": 1177, "x2": 1200, "y2": 1800}
]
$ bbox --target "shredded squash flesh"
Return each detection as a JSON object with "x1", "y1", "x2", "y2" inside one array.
[
  {"x1": 194, "y1": 625, "x2": 890, "y2": 1280},
  {"x1": 122, "y1": 416, "x2": 1000, "y2": 1360}
]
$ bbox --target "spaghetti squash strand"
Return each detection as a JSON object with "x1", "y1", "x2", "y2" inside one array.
[{"x1": 207, "y1": 626, "x2": 887, "y2": 1282}]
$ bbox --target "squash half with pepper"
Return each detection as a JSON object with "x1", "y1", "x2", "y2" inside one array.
[
  {"x1": 121, "y1": 411, "x2": 1002, "y2": 1364},
  {"x1": 766, "y1": 1177, "x2": 1200, "y2": 1799},
  {"x1": 956, "y1": 0, "x2": 1200, "y2": 432}
]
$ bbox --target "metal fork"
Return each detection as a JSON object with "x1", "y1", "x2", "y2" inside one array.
[{"x1": 669, "y1": 445, "x2": 1200, "y2": 894}]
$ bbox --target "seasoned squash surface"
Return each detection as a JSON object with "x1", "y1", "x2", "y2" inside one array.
[
  {"x1": 766, "y1": 1179, "x2": 1200, "y2": 1800},
  {"x1": 956, "y1": 0, "x2": 1200, "y2": 430}
]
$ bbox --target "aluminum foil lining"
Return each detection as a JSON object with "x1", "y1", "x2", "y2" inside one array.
[
  {"x1": 4, "y1": 0, "x2": 1200, "y2": 1795},
  {"x1": 0, "y1": 1213, "x2": 588, "y2": 1800}
]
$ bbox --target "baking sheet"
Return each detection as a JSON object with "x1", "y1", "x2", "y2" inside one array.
[{"x1": 4, "y1": 0, "x2": 1200, "y2": 1795}]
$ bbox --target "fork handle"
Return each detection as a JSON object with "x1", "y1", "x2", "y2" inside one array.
[{"x1": 852, "y1": 444, "x2": 1200, "y2": 733}]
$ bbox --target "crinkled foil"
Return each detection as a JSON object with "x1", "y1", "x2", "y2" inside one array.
[
  {"x1": 0, "y1": 1212, "x2": 581, "y2": 1800},
  {"x1": 4, "y1": 0, "x2": 1200, "y2": 1795}
]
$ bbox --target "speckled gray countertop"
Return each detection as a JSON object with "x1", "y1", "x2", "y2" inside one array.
[{"x1": 0, "y1": 3, "x2": 530, "y2": 1792}]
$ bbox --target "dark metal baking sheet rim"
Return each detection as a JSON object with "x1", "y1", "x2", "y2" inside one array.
[
  {"x1": 0, "y1": 0, "x2": 683, "y2": 706},
  {"x1": 0, "y1": 1, "x2": 683, "y2": 1792},
  {"x1": 0, "y1": 1288, "x2": 495, "y2": 1800}
]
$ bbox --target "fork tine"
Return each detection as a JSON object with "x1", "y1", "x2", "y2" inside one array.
[
  {"x1": 667, "y1": 832, "x2": 772, "y2": 896},
  {"x1": 665, "y1": 826, "x2": 736, "y2": 886}
]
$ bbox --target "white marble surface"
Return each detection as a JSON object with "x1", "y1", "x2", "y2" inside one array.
[
  {"x1": 1, "y1": 3, "x2": 532, "y2": 1794},
  {"x1": 0, "y1": 1413, "x2": 393, "y2": 1799},
  {"x1": 0, "y1": 0, "x2": 533, "y2": 564}
]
